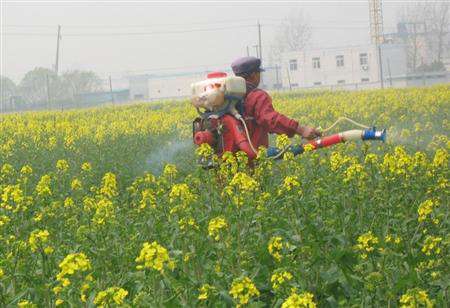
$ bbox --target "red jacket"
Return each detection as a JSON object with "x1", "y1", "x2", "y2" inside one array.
[{"x1": 243, "y1": 88, "x2": 299, "y2": 149}]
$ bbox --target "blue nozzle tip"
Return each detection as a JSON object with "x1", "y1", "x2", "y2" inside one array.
[{"x1": 362, "y1": 127, "x2": 387, "y2": 142}]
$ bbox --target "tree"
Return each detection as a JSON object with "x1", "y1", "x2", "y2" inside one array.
[
  {"x1": 269, "y1": 9, "x2": 312, "y2": 64},
  {"x1": 61, "y1": 70, "x2": 103, "y2": 100},
  {"x1": 18, "y1": 68, "x2": 103, "y2": 106},
  {"x1": 423, "y1": 2, "x2": 449, "y2": 65},
  {"x1": 1, "y1": 76, "x2": 17, "y2": 107},
  {"x1": 18, "y1": 67, "x2": 57, "y2": 104},
  {"x1": 397, "y1": 1, "x2": 449, "y2": 72}
]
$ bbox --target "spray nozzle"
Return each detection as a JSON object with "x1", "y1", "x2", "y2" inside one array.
[{"x1": 362, "y1": 127, "x2": 387, "y2": 142}]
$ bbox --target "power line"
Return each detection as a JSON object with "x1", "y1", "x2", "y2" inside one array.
[
  {"x1": 3, "y1": 19, "x2": 256, "y2": 28},
  {"x1": 2, "y1": 24, "x2": 399, "y2": 37},
  {"x1": 2, "y1": 24, "x2": 256, "y2": 37}
]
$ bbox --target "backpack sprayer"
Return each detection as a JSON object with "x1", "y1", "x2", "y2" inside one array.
[{"x1": 191, "y1": 72, "x2": 386, "y2": 164}]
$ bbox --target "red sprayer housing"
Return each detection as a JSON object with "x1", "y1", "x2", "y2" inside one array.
[{"x1": 192, "y1": 114, "x2": 256, "y2": 160}]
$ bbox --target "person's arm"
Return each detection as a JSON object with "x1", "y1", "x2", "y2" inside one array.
[{"x1": 250, "y1": 90, "x2": 321, "y2": 139}]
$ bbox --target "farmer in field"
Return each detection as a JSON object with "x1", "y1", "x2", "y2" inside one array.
[{"x1": 231, "y1": 57, "x2": 322, "y2": 149}]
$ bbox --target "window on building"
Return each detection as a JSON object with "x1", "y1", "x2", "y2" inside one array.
[
  {"x1": 313, "y1": 81, "x2": 322, "y2": 86},
  {"x1": 312, "y1": 57, "x2": 321, "y2": 69},
  {"x1": 359, "y1": 53, "x2": 368, "y2": 66},
  {"x1": 289, "y1": 59, "x2": 298, "y2": 71},
  {"x1": 337, "y1": 80, "x2": 345, "y2": 84},
  {"x1": 336, "y1": 55, "x2": 344, "y2": 67},
  {"x1": 361, "y1": 78, "x2": 370, "y2": 83}
]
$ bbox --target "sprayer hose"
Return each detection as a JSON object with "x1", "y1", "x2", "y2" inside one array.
[
  {"x1": 321, "y1": 117, "x2": 370, "y2": 133},
  {"x1": 238, "y1": 117, "x2": 259, "y2": 155}
]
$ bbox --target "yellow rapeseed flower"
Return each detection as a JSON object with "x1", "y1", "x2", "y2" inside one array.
[
  {"x1": 198, "y1": 283, "x2": 216, "y2": 301},
  {"x1": 55, "y1": 253, "x2": 91, "y2": 289},
  {"x1": 94, "y1": 287, "x2": 128, "y2": 307},
  {"x1": 56, "y1": 159, "x2": 69, "y2": 172},
  {"x1": 399, "y1": 288, "x2": 433, "y2": 308},
  {"x1": 208, "y1": 217, "x2": 228, "y2": 241},
  {"x1": 135, "y1": 241, "x2": 175, "y2": 273},
  {"x1": 271, "y1": 270, "x2": 293, "y2": 290},
  {"x1": 421, "y1": 236, "x2": 442, "y2": 256},
  {"x1": 28, "y1": 229, "x2": 50, "y2": 252},
  {"x1": 268, "y1": 236, "x2": 289, "y2": 262},
  {"x1": 281, "y1": 291, "x2": 316, "y2": 308},
  {"x1": 229, "y1": 276, "x2": 260, "y2": 306},
  {"x1": 418, "y1": 200, "x2": 436, "y2": 222},
  {"x1": 355, "y1": 231, "x2": 379, "y2": 259}
]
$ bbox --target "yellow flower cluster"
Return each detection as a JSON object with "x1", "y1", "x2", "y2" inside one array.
[
  {"x1": 99, "y1": 172, "x2": 118, "y2": 199},
  {"x1": 0, "y1": 215, "x2": 10, "y2": 227},
  {"x1": 178, "y1": 217, "x2": 199, "y2": 231},
  {"x1": 229, "y1": 172, "x2": 259, "y2": 192},
  {"x1": 56, "y1": 159, "x2": 69, "y2": 172},
  {"x1": 35, "y1": 174, "x2": 52, "y2": 197},
  {"x1": 198, "y1": 283, "x2": 216, "y2": 301},
  {"x1": 55, "y1": 253, "x2": 91, "y2": 288},
  {"x1": 399, "y1": 288, "x2": 433, "y2": 308},
  {"x1": 208, "y1": 217, "x2": 228, "y2": 241},
  {"x1": 281, "y1": 290, "x2": 316, "y2": 308},
  {"x1": 163, "y1": 163, "x2": 178, "y2": 178},
  {"x1": 417, "y1": 199, "x2": 436, "y2": 222},
  {"x1": 268, "y1": 236, "x2": 289, "y2": 262},
  {"x1": 421, "y1": 236, "x2": 442, "y2": 256},
  {"x1": 28, "y1": 229, "x2": 52, "y2": 253},
  {"x1": 135, "y1": 241, "x2": 175, "y2": 273},
  {"x1": 139, "y1": 189, "x2": 156, "y2": 210},
  {"x1": 1, "y1": 184, "x2": 30, "y2": 212},
  {"x1": 92, "y1": 198, "x2": 115, "y2": 225},
  {"x1": 343, "y1": 162, "x2": 366, "y2": 183},
  {"x1": 81, "y1": 162, "x2": 92, "y2": 172},
  {"x1": 276, "y1": 134, "x2": 291, "y2": 150},
  {"x1": 169, "y1": 183, "x2": 196, "y2": 204},
  {"x1": 223, "y1": 172, "x2": 259, "y2": 206},
  {"x1": 94, "y1": 287, "x2": 128, "y2": 307},
  {"x1": 278, "y1": 175, "x2": 302, "y2": 196},
  {"x1": 355, "y1": 231, "x2": 379, "y2": 259},
  {"x1": 17, "y1": 300, "x2": 37, "y2": 308},
  {"x1": 71, "y1": 178, "x2": 82, "y2": 191},
  {"x1": 271, "y1": 270, "x2": 293, "y2": 290},
  {"x1": 229, "y1": 276, "x2": 260, "y2": 306}
]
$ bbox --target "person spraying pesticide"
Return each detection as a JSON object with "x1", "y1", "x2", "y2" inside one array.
[{"x1": 191, "y1": 57, "x2": 386, "y2": 166}]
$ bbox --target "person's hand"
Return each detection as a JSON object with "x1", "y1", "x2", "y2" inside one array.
[{"x1": 296, "y1": 125, "x2": 322, "y2": 140}]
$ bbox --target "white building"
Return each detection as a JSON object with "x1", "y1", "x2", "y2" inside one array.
[
  {"x1": 129, "y1": 72, "x2": 209, "y2": 101},
  {"x1": 280, "y1": 43, "x2": 408, "y2": 89}
]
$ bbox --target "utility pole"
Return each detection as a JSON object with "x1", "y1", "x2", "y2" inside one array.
[
  {"x1": 257, "y1": 20, "x2": 264, "y2": 88},
  {"x1": 109, "y1": 76, "x2": 114, "y2": 104},
  {"x1": 257, "y1": 20, "x2": 262, "y2": 62},
  {"x1": 275, "y1": 64, "x2": 280, "y2": 89},
  {"x1": 46, "y1": 74, "x2": 51, "y2": 109},
  {"x1": 387, "y1": 58, "x2": 392, "y2": 87},
  {"x1": 55, "y1": 25, "x2": 61, "y2": 75},
  {"x1": 286, "y1": 68, "x2": 292, "y2": 91},
  {"x1": 378, "y1": 45, "x2": 384, "y2": 88},
  {"x1": 246, "y1": 46, "x2": 250, "y2": 57}
]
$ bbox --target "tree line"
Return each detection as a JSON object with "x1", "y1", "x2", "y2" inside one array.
[{"x1": 1, "y1": 68, "x2": 103, "y2": 111}]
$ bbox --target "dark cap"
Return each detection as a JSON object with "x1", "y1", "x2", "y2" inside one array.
[{"x1": 231, "y1": 56, "x2": 265, "y2": 75}]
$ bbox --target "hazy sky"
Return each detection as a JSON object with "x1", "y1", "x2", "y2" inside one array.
[{"x1": 2, "y1": 0, "x2": 415, "y2": 82}]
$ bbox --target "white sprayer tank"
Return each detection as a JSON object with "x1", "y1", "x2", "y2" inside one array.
[{"x1": 191, "y1": 72, "x2": 246, "y2": 112}]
